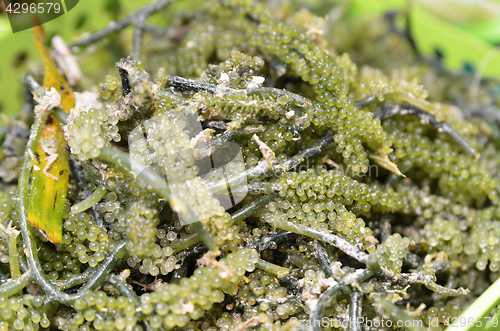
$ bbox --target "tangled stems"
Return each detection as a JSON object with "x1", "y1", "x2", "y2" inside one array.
[
  {"x1": 366, "y1": 255, "x2": 469, "y2": 297},
  {"x1": 80, "y1": 160, "x2": 129, "y2": 200},
  {"x1": 106, "y1": 274, "x2": 139, "y2": 302},
  {"x1": 53, "y1": 267, "x2": 94, "y2": 290},
  {"x1": 373, "y1": 104, "x2": 478, "y2": 159},
  {"x1": 14, "y1": 102, "x2": 129, "y2": 305},
  {"x1": 39, "y1": 241, "x2": 127, "y2": 305},
  {"x1": 5, "y1": 1, "x2": 496, "y2": 327},
  {"x1": 260, "y1": 216, "x2": 467, "y2": 297},
  {"x1": 97, "y1": 147, "x2": 217, "y2": 251},
  {"x1": 267, "y1": 217, "x2": 369, "y2": 263}
]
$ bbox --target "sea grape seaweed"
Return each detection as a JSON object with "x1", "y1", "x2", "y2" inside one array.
[{"x1": 1, "y1": 0, "x2": 500, "y2": 330}]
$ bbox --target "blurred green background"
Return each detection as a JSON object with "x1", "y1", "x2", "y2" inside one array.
[{"x1": 1, "y1": 0, "x2": 500, "y2": 118}]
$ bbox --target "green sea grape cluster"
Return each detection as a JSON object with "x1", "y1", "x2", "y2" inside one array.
[{"x1": 1, "y1": 0, "x2": 500, "y2": 330}]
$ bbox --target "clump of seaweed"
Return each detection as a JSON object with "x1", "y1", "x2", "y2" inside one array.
[{"x1": 1, "y1": 0, "x2": 500, "y2": 330}]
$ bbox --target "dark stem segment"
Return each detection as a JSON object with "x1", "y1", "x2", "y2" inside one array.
[
  {"x1": 174, "y1": 244, "x2": 209, "y2": 260},
  {"x1": 171, "y1": 259, "x2": 189, "y2": 284},
  {"x1": 118, "y1": 68, "x2": 131, "y2": 96},
  {"x1": 367, "y1": 254, "x2": 469, "y2": 296}
]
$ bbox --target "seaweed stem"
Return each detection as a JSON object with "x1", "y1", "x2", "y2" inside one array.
[
  {"x1": 8, "y1": 232, "x2": 20, "y2": 279},
  {"x1": 70, "y1": 0, "x2": 175, "y2": 49},
  {"x1": 172, "y1": 193, "x2": 279, "y2": 254},
  {"x1": 81, "y1": 160, "x2": 130, "y2": 200},
  {"x1": 367, "y1": 255, "x2": 469, "y2": 296},
  {"x1": 266, "y1": 218, "x2": 368, "y2": 263},
  {"x1": 231, "y1": 193, "x2": 278, "y2": 224},
  {"x1": 53, "y1": 267, "x2": 94, "y2": 290},
  {"x1": 374, "y1": 294, "x2": 427, "y2": 331},
  {"x1": 252, "y1": 230, "x2": 301, "y2": 252},
  {"x1": 98, "y1": 147, "x2": 217, "y2": 251},
  {"x1": 132, "y1": 15, "x2": 146, "y2": 61},
  {"x1": 349, "y1": 291, "x2": 362, "y2": 331},
  {"x1": 76, "y1": 240, "x2": 127, "y2": 293},
  {"x1": 53, "y1": 107, "x2": 69, "y2": 125},
  {"x1": 0, "y1": 220, "x2": 21, "y2": 279},
  {"x1": 354, "y1": 95, "x2": 376, "y2": 107},
  {"x1": 107, "y1": 272, "x2": 139, "y2": 302},
  {"x1": 311, "y1": 284, "x2": 350, "y2": 331},
  {"x1": 315, "y1": 241, "x2": 333, "y2": 278},
  {"x1": 255, "y1": 259, "x2": 290, "y2": 278},
  {"x1": 0, "y1": 272, "x2": 33, "y2": 297},
  {"x1": 166, "y1": 76, "x2": 311, "y2": 108}
]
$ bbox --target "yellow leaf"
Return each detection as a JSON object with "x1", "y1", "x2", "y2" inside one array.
[{"x1": 28, "y1": 25, "x2": 74, "y2": 243}]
